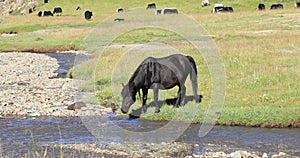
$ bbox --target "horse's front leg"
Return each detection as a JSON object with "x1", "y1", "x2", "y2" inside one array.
[
  {"x1": 153, "y1": 84, "x2": 160, "y2": 113},
  {"x1": 142, "y1": 88, "x2": 148, "y2": 113}
]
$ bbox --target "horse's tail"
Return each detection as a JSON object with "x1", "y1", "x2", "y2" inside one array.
[{"x1": 186, "y1": 56, "x2": 201, "y2": 103}]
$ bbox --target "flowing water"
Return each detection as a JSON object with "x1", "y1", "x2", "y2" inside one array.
[
  {"x1": 0, "y1": 115, "x2": 299, "y2": 156},
  {"x1": 44, "y1": 52, "x2": 89, "y2": 78}
]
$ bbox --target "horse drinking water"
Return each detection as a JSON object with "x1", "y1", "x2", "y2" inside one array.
[{"x1": 120, "y1": 54, "x2": 201, "y2": 114}]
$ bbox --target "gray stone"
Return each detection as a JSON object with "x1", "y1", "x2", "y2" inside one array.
[
  {"x1": 262, "y1": 153, "x2": 268, "y2": 158},
  {"x1": 67, "y1": 101, "x2": 86, "y2": 110},
  {"x1": 230, "y1": 151, "x2": 242, "y2": 158},
  {"x1": 278, "y1": 152, "x2": 286, "y2": 157}
]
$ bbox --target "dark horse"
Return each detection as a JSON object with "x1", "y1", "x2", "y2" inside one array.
[{"x1": 121, "y1": 54, "x2": 201, "y2": 114}]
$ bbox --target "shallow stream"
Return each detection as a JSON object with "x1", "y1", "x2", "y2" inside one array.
[{"x1": 0, "y1": 115, "x2": 299, "y2": 156}]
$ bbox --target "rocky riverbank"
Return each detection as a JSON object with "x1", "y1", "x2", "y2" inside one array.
[
  {"x1": 55, "y1": 142, "x2": 290, "y2": 158},
  {"x1": 0, "y1": 52, "x2": 110, "y2": 117}
]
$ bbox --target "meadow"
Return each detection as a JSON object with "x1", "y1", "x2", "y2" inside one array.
[{"x1": 1, "y1": 0, "x2": 299, "y2": 127}]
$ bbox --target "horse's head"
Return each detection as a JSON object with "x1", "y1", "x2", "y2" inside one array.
[{"x1": 120, "y1": 84, "x2": 136, "y2": 114}]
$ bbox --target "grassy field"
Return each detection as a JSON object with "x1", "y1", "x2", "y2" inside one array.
[{"x1": 1, "y1": 0, "x2": 299, "y2": 127}]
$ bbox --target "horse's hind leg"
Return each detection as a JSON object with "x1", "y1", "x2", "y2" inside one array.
[
  {"x1": 180, "y1": 85, "x2": 186, "y2": 106},
  {"x1": 175, "y1": 85, "x2": 186, "y2": 107}
]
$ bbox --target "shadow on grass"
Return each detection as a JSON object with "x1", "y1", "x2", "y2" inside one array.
[{"x1": 129, "y1": 95, "x2": 203, "y2": 119}]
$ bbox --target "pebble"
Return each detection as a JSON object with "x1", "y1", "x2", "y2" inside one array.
[
  {"x1": 212, "y1": 151, "x2": 227, "y2": 157},
  {"x1": 262, "y1": 153, "x2": 268, "y2": 158},
  {"x1": 230, "y1": 151, "x2": 241, "y2": 158},
  {"x1": 102, "y1": 107, "x2": 113, "y2": 114},
  {"x1": 278, "y1": 152, "x2": 286, "y2": 157}
]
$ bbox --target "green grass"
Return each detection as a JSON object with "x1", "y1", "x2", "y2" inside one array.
[
  {"x1": 73, "y1": 24, "x2": 299, "y2": 127},
  {"x1": 2, "y1": 0, "x2": 300, "y2": 127},
  {"x1": 113, "y1": 28, "x2": 183, "y2": 44}
]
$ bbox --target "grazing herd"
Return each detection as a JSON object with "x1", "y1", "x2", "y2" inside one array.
[
  {"x1": 27, "y1": 1, "x2": 300, "y2": 20},
  {"x1": 204, "y1": 0, "x2": 300, "y2": 13},
  {"x1": 34, "y1": 0, "x2": 93, "y2": 20},
  {"x1": 146, "y1": 3, "x2": 179, "y2": 15},
  {"x1": 114, "y1": 3, "x2": 178, "y2": 15},
  {"x1": 37, "y1": 5, "x2": 92, "y2": 20},
  {"x1": 257, "y1": 3, "x2": 296, "y2": 11}
]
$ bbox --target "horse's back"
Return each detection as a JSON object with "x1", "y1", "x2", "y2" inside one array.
[
  {"x1": 157, "y1": 54, "x2": 193, "y2": 85},
  {"x1": 157, "y1": 54, "x2": 191, "y2": 71},
  {"x1": 143, "y1": 54, "x2": 186, "y2": 62},
  {"x1": 141, "y1": 54, "x2": 194, "y2": 80},
  {"x1": 134, "y1": 54, "x2": 197, "y2": 89}
]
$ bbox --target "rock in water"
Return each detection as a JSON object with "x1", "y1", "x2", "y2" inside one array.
[{"x1": 110, "y1": 103, "x2": 118, "y2": 112}]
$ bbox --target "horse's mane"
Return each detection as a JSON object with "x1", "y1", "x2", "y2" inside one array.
[
  {"x1": 128, "y1": 57, "x2": 155, "y2": 84},
  {"x1": 127, "y1": 64, "x2": 145, "y2": 100},
  {"x1": 127, "y1": 58, "x2": 156, "y2": 100},
  {"x1": 128, "y1": 64, "x2": 144, "y2": 84}
]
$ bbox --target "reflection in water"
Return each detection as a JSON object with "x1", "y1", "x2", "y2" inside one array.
[{"x1": 0, "y1": 115, "x2": 299, "y2": 156}]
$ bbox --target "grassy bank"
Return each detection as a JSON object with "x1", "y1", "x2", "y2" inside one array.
[{"x1": 1, "y1": 0, "x2": 299, "y2": 127}]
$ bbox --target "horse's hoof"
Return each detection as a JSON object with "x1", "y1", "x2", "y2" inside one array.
[
  {"x1": 141, "y1": 109, "x2": 146, "y2": 114},
  {"x1": 174, "y1": 104, "x2": 180, "y2": 108},
  {"x1": 180, "y1": 101, "x2": 185, "y2": 106},
  {"x1": 196, "y1": 95, "x2": 203, "y2": 103}
]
